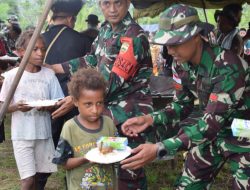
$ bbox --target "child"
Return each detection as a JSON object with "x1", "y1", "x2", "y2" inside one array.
[
  {"x1": 0, "y1": 30, "x2": 64, "y2": 190},
  {"x1": 52, "y1": 68, "x2": 117, "y2": 190}
]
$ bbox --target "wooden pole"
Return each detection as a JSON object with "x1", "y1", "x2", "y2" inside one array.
[{"x1": 0, "y1": 0, "x2": 54, "y2": 123}]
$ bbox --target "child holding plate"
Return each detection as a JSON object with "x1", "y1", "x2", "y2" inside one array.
[
  {"x1": 0, "y1": 30, "x2": 64, "y2": 190},
  {"x1": 52, "y1": 68, "x2": 119, "y2": 190}
]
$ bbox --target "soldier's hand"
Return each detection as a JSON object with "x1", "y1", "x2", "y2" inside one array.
[
  {"x1": 52, "y1": 96, "x2": 74, "y2": 119},
  {"x1": 121, "y1": 115, "x2": 153, "y2": 137},
  {"x1": 121, "y1": 144, "x2": 158, "y2": 170}
]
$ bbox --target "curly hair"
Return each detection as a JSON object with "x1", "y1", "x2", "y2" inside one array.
[
  {"x1": 15, "y1": 29, "x2": 44, "y2": 50},
  {"x1": 68, "y1": 68, "x2": 107, "y2": 100}
]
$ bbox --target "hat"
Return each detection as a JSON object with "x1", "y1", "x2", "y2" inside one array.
[
  {"x1": 85, "y1": 14, "x2": 100, "y2": 24},
  {"x1": 7, "y1": 15, "x2": 19, "y2": 24},
  {"x1": 51, "y1": 0, "x2": 85, "y2": 16},
  {"x1": 214, "y1": 10, "x2": 222, "y2": 22},
  {"x1": 153, "y1": 4, "x2": 207, "y2": 46}
]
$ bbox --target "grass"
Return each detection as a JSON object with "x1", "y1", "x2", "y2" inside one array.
[{"x1": 0, "y1": 115, "x2": 232, "y2": 190}]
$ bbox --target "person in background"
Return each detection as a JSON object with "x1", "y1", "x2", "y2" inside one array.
[
  {"x1": 243, "y1": 26, "x2": 250, "y2": 63},
  {"x1": 239, "y1": 28, "x2": 247, "y2": 38},
  {"x1": 53, "y1": 68, "x2": 118, "y2": 190},
  {"x1": 0, "y1": 37, "x2": 7, "y2": 143},
  {"x1": 0, "y1": 15, "x2": 22, "y2": 56},
  {"x1": 216, "y1": 3, "x2": 243, "y2": 55},
  {"x1": 42, "y1": 0, "x2": 91, "y2": 153},
  {"x1": 121, "y1": 4, "x2": 250, "y2": 190},
  {"x1": 41, "y1": 0, "x2": 91, "y2": 188},
  {"x1": 45, "y1": 0, "x2": 154, "y2": 189},
  {"x1": 0, "y1": 30, "x2": 64, "y2": 190},
  {"x1": 80, "y1": 14, "x2": 100, "y2": 44}
]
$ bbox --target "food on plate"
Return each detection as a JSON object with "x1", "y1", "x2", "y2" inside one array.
[{"x1": 97, "y1": 137, "x2": 128, "y2": 155}]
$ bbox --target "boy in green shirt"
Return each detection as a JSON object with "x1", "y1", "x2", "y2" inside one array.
[{"x1": 52, "y1": 68, "x2": 117, "y2": 190}]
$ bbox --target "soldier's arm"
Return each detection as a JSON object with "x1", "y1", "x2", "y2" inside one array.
[
  {"x1": 46, "y1": 36, "x2": 99, "y2": 74},
  {"x1": 107, "y1": 31, "x2": 152, "y2": 95},
  {"x1": 161, "y1": 53, "x2": 249, "y2": 156},
  {"x1": 150, "y1": 63, "x2": 195, "y2": 126}
]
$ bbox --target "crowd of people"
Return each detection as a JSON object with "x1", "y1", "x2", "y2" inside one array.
[{"x1": 0, "y1": 0, "x2": 250, "y2": 190}]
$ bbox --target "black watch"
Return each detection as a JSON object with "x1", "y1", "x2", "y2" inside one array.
[{"x1": 156, "y1": 142, "x2": 167, "y2": 160}]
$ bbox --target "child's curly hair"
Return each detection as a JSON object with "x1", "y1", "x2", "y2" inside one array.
[
  {"x1": 68, "y1": 68, "x2": 107, "y2": 100},
  {"x1": 15, "y1": 29, "x2": 44, "y2": 50}
]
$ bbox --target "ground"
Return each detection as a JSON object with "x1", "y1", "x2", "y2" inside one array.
[{"x1": 0, "y1": 115, "x2": 233, "y2": 190}]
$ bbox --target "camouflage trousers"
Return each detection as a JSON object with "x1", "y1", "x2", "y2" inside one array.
[
  {"x1": 175, "y1": 141, "x2": 250, "y2": 190},
  {"x1": 118, "y1": 166, "x2": 147, "y2": 190}
]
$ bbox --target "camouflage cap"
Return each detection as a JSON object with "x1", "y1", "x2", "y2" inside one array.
[{"x1": 153, "y1": 4, "x2": 202, "y2": 46}]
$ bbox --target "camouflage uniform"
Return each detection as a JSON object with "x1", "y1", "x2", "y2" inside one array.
[
  {"x1": 61, "y1": 12, "x2": 153, "y2": 190},
  {"x1": 153, "y1": 4, "x2": 250, "y2": 190}
]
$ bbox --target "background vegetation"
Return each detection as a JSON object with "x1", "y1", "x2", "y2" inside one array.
[{"x1": 0, "y1": 0, "x2": 250, "y2": 33}]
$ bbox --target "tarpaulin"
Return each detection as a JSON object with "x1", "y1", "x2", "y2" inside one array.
[{"x1": 132, "y1": 0, "x2": 250, "y2": 18}]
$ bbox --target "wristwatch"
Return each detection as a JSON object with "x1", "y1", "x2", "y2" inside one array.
[{"x1": 156, "y1": 142, "x2": 167, "y2": 160}]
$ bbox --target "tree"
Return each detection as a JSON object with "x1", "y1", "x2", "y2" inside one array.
[{"x1": 0, "y1": 3, "x2": 10, "y2": 21}]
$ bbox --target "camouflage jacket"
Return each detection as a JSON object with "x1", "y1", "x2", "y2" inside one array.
[
  {"x1": 61, "y1": 13, "x2": 153, "y2": 126},
  {"x1": 152, "y1": 42, "x2": 250, "y2": 155}
]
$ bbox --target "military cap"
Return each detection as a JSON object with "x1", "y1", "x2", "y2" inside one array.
[
  {"x1": 51, "y1": 0, "x2": 85, "y2": 16},
  {"x1": 153, "y1": 4, "x2": 209, "y2": 46}
]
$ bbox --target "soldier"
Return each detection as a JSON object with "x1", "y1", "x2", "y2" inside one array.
[
  {"x1": 121, "y1": 4, "x2": 250, "y2": 190},
  {"x1": 216, "y1": 3, "x2": 243, "y2": 55},
  {"x1": 46, "y1": 0, "x2": 154, "y2": 189},
  {"x1": 1, "y1": 16, "x2": 22, "y2": 55}
]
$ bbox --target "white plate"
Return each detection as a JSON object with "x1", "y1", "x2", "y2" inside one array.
[
  {"x1": 0, "y1": 55, "x2": 19, "y2": 61},
  {"x1": 85, "y1": 146, "x2": 131, "y2": 164},
  {"x1": 25, "y1": 99, "x2": 59, "y2": 107}
]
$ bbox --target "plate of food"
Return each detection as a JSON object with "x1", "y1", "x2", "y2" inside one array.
[
  {"x1": 0, "y1": 55, "x2": 19, "y2": 61},
  {"x1": 85, "y1": 137, "x2": 131, "y2": 164},
  {"x1": 25, "y1": 99, "x2": 59, "y2": 107}
]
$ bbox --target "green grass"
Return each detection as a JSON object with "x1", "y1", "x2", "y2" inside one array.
[
  {"x1": 0, "y1": 115, "x2": 232, "y2": 190},
  {"x1": 0, "y1": 115, "x2": 64, "y2": 190}
]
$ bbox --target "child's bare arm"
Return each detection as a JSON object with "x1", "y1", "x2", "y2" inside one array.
[
  {"x1": 2, "y1": 101, "x2": 33, "y2": 113},
  {"x1": 63, "y1": 156, "x2": 89, "y2": 170}
]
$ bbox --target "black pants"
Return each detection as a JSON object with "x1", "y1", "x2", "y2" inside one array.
[{"x1": 0, "y1": 120, "x2": 5, "y2": 143}]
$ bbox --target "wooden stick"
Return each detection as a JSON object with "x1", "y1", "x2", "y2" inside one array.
[{"x1": 0, "y1": 0, "x2": 54, "y2": 123}]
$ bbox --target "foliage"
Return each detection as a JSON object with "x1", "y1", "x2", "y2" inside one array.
[
  {"x1": 18, "y1": 0, "x2": 45, "y2": 29},
  {"x1": 0, "y1": 3, "x2": 10, "y2": 21},
  {"x1": 0, "y1": 0, "x2": 18, "y2": 17},
  {"x1": 75, "y1": 0, "x2": 104, "y2": 32},
  {"x1": 1, "y1": 0, "x2": 249, "y2": 32}
]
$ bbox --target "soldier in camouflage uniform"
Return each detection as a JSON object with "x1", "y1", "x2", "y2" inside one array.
[
  {"x1": 121, "y1": 4, "x2": 250, "y2": 190},
  {"x1": 46, "y1": 0, "x2": 153, "y2": 189}
]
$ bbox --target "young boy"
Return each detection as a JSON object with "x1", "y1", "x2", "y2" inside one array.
[
  {"x1": 52, "y1": 68, "x2": 117, "y2": 190},
  {"x1": 0, "y1": 30, "x2": 64, "y2": 190}
]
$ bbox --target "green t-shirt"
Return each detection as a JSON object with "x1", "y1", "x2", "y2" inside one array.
[{"x1": 53, "y1": 116, "x2": 117, "y2": 190}]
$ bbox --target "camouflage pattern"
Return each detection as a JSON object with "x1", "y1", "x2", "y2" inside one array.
[
  {"x1": 153, "y1": 4, "x2": 202, "y2": 45},
  {"x1": 61, "y1": 12, "x2": 154, "y2": 190},
  {"x1": 152, "y1": 41, "x2": 250, "y2": 189},
  {"x1": 62, "y1": 12, "x2": 153, "y2": 126}
]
